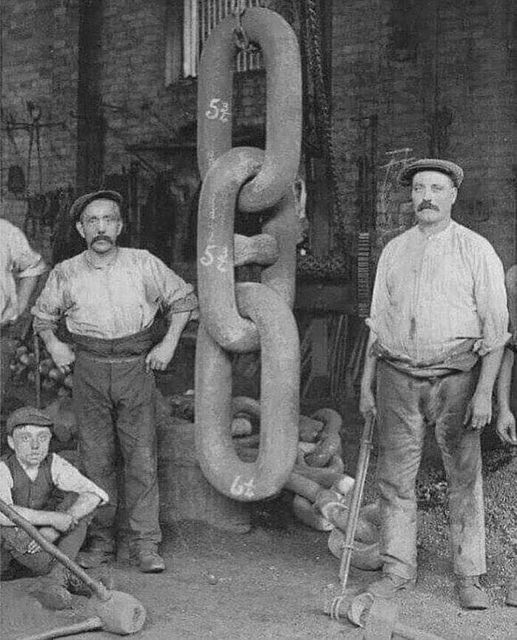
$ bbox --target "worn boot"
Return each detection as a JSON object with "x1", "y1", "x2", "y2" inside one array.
[
  {"x1": 66, "y1": 570, "x2": 91, "y2": 597},
  {"x1": 132, "y1": 544, "x2": 165, "y2": 573},
  {"x1": 76, "y1": 542, "x2": 115, "y2": 569},
  {"x1": 456, "y1": 576, "x2": 489, "y2": 610},
  {"x1": 366, "y1": 572, "x2": 415, "y2": 599},
  {"x1": 30, "y1": 568, "x2": 72, "y2": 610},
  {"x1": 67, "y1": 565, "x2": 115, "y2": 596}
]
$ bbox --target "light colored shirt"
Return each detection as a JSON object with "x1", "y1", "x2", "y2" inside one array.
[
  {"x1": 0, "y1": 219, "x2": 47, "y2": 325},
  {"x1": 367, "y1": 221, "x2": 510, "y2": 366},
  {"x1": 0, "y1": 452, "x2": 109, "y2": 506},
  {"x1": 32, "y1": 248, "x2": 197, "y2": 339}
]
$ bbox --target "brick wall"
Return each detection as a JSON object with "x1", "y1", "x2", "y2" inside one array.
[
  {"x1": 94, "y1": 0, "x2": 267, "y2": 179},
  {"x1": 331, "y1": 0, "x2": 516, "y2": 269},
  {"x1": 0, "y1": 0, "x2": 79, "y2": 251},
  {"x1": 2, "y1": 0, "x2": 515, "y2": 267}
]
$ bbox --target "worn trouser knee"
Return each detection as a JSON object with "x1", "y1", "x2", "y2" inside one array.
[
  {"x1": 0, "y1": 510, "x2": 90, "y2": 578},
  {"x1": 1, "y1": 527, "x2": 55, "y2": 576}
]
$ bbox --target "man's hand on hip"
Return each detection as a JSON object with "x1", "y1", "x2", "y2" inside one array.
[
  {"x1": 145, "y1": 340, "x2": 176, "y2": 372},
  {"x1": 47, "y1": 338, "x2": 75, "y2": 374},
  {"x1": 463, "y1": 390, "x2": 492, "y2": 430}
]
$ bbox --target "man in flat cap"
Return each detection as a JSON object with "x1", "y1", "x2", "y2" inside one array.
[
  {"x1": 32, "y1": 191, "x2": 198, "y2": 573},
  {"x1": 0, "y1": 406, "x2": 108, "y2": 609},
  {"x1": 359, "y1": 159, "x2": 509, "y2": 609}
]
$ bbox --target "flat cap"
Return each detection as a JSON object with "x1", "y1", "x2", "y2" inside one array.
[
  {"x1": 398, "y1": 158, "x2": 464, "y2": 188},
  {"x1": 6, "y1": 406, "x2": 54, "y2": 435},
  {"x1": 70, "y1": 190, "x2": 123, "y2": 222}
]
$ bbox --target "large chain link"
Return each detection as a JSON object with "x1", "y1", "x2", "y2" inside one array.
[{"x1": 195, "y1": 7, "x2": 302, "y2": 500}]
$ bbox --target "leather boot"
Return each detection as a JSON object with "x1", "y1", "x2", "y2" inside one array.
[
  {"x1": 132, "y1": 545, "x2": 165, "y2": 573},
  {"x1": 456, "y1": 576, "x2": 489, "y2": 610},
  {"x1": 31, "y1": 570, "x2": 72, "y2": 610},
  {"x1": 366, "y1": 572, "x2": 415, "y2": 599}
]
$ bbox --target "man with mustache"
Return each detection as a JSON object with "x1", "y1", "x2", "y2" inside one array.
[
  {"x1": 31, "y1": 191, "x2": 198, "y2": 573},
  {"x1": 359, "y1": 159, "x2": 509, "y2": 609}
]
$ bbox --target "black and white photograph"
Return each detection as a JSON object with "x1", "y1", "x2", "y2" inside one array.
[{"x1": 0, "y1": 1, "x2": 516, "y2": 638}]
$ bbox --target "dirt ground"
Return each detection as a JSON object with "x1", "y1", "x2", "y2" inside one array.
[
  {"x1": 2, "y1": 356, "x2": 517, "y2": 639},
  {"x1": 2, "y1": 496, "x2": 517, "y2": 640}
]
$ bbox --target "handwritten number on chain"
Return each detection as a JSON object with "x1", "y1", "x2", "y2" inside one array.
[
  {"x1": 200, "y1": 244, "x2": 229, "y2": 272},
  {"x1": 230, "y1": 475, "x2": 255, "y2": 498},
  {"x1": 205, "y1": 98, "x2": 231, "y2": 123}
]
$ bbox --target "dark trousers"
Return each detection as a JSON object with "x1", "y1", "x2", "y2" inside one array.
[
  {"x1": 376, "y1": 361, "x2": 486, "y2": 580},
  {"x1": 0, "y1": 335, "x2": 16, "y2": 410},
  {"x1": 0, "y1": 493, "x2": 88, "y2": 578},
  {"x1": 72, "y1": 331, "x2": 160, "y2": 552}
]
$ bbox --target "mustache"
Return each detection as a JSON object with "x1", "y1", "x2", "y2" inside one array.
[
  {"x1": 417, "y1": 201, "x2": 439, "y2": 212},
  {"x1": 92, "y1": 235, "x2": 113, "y2": 244}
]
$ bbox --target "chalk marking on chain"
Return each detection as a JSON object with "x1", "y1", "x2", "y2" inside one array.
[
  {"x1": 230, "y1": 475, "x2": 255, "y2": 498},
  {"x1": 205, "y1": 98, "x2": 231, "y2": 122},
  {"x1": 200, "y1": 244, "x2": 229, "y2": 272}
]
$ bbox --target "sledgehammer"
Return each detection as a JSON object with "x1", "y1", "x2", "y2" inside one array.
[
  {"x1": 0, "y1": 498, "x2": 146, "y2": 635},
  {"x1": 340, "y1": 593, "x2": 447, "y2": 640}
]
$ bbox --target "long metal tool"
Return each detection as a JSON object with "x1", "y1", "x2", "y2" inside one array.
[
  {"x1": 329, "y1": 412, "x2": 376, "y2": 620},
  {"x1": 33, "y1": 332, "x2": 41, "y2": 409},
  {"x1": 0, "y1": 498, "x2": 146, "y2": 635}
]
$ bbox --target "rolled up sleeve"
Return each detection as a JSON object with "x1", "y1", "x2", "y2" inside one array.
[
  {"x1": 147, "y1": 253, "x2": 198, "y2": 315},
  {"x1": 366, "y1": 246, "x2": 390, "y2": 336},
  {"x1": 31, "y1": 268, "x2": 66, "y2": 333},
  {"x1": 51, "y1": 454, "x2": 109, "y2": 505},
  {"x1": 472, "y1": 244, "x2": 510, "y2": 355},
  {"x1": 0, "y1": 462, "x2": 14, "y2": 506},
  {"x1": 10, "y1": 226, "x2": 47, "y2": 279}
]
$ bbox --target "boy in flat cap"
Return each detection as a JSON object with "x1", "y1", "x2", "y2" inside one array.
[
  {"x1": 32, "y1": 190, "x2": 198, "y2": 573},
  {"x1": 360, "y1": 158, "x2": 509, "y2": 609},
  {"x1": 0, "y1": 406, "x2": 108, "y2": 609}
]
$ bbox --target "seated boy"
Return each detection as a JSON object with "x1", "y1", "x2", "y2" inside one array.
[{"x1": 0, "y1": 406, "x2": 108, "y2": 609}]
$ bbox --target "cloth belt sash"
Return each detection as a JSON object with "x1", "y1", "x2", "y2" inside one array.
[{"x1": 69, "y1": 327, "x2": 154, "y2": 362}]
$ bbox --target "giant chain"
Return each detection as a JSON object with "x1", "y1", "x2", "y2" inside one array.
[{"x1": 195, "y1": 7, "x2": 302, "y2": 500}]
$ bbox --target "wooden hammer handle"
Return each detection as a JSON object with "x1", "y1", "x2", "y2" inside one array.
[
  {"x1": 0, "y1": 498, "x2": 110, "y2": 601},
  {"x1": 17, "y1": 617, "x2": 102, "y2": 640}
]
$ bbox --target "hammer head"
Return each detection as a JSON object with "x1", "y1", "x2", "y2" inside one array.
[
  {"x1": 348, "y1": 593, "x2": 398, "y2": 640},
  {"x1": 87, "y1": 590, "x2": 146, "y2": 634}
]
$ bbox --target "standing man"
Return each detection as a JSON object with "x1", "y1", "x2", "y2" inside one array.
[
  {"x1": 1, "y1": 219, "x2": 47, "y2": 405},
  {"x1": 495, "y1": 264, "x2": 517, "y2": 606},
  {"x1": 32, "y1": 190, "x2": 198, "y2": 573},
  {"x1": 360, "y1": 159, "x2": 509, "y2": 610}
]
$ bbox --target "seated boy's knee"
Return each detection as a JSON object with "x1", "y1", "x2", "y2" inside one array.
[{"x1": 26, "y1": 551, "x2": 55, "y2": 575}]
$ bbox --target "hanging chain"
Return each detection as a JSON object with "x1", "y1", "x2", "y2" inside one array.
[
  {"x1": 303, "y1": 0, "x2": 344, "y2": 242},
  {"x1": 195, "y1": 7, "x2": 303, "y2": 500}
]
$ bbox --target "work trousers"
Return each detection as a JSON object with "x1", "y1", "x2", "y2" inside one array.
[
  {"x1": 0, "y1": 493, "x2": 88, "y2": 577},
  {"x1": 376, "y1": 360, "x2": 486, "y2": 580},
  {"x1": 72, "y1": 330, "x2": 160, "y2": 552}
]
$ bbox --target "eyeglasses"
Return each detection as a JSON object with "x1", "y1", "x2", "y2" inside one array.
[{"x1": 81, "y1": 215, "x2": 120, "y2": 228}]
